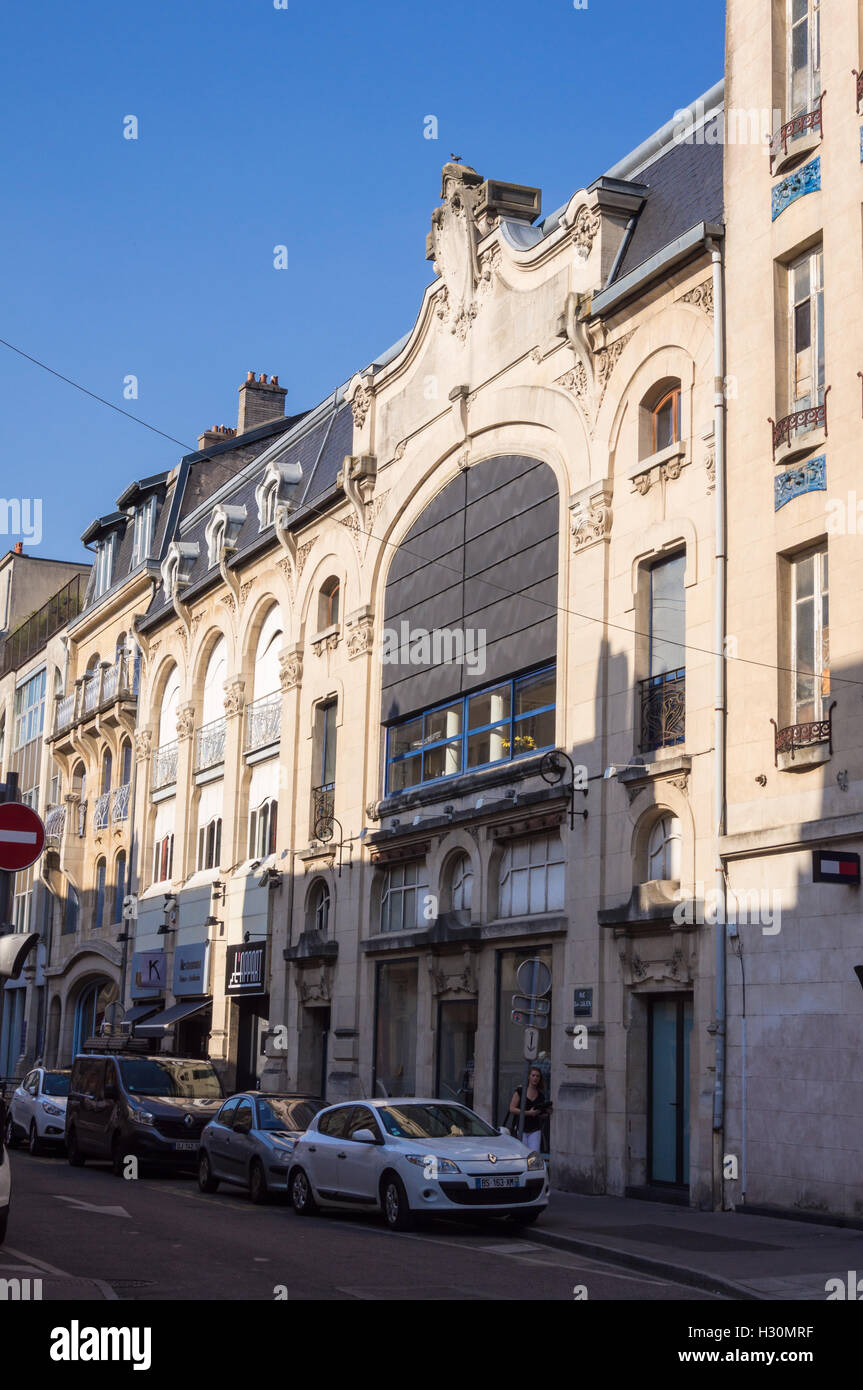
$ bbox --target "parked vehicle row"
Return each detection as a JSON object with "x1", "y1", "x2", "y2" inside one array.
[{"x1": 1, "y1": 1053, "x2": 549, "y2": 1234}]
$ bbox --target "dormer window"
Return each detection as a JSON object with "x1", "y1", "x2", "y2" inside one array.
[
  {"x1": 254, "y1": 458, "x2": 303, "y2": 532},
  {"x1": 130, "y1": 496, "x2": 156, "y2": 569},
  {"x1": 204, "y1": 504, "x2": 246, "y2": 569},
  {"x1": 94, "y1": 535, "x2": 115, "y2": 597}
]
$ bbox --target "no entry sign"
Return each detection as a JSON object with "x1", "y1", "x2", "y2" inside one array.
[{"x1": 0, "y1": 802, "x2": 45, "y2": 872}]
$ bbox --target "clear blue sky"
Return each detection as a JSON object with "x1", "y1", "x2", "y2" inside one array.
[{"x1": 0, "y1": 0, "x2": 724, "y2": 561}]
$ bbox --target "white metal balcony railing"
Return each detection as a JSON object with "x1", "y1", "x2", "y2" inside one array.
[
  {"x1": 53, "y1": 651, "x2": 140, "y2": 734},
  {"x1": 45, "y1": 804, "x2": 66, "y2": 843},
  {"x1": 111, "y1": 782, "x2": 130, "y2": 822},
  {"x1": 54, "y1": 693, "x2": 75, "y2": 732},
  {"x1": 151, "y1": 741, "x2": 178, "y2": 791},
  {"x1": 195, "y1": 717, "x2": 226, "y2": 773},
  {"x1": 93, "y1": 791, "x2": 111, "y2": 830},
  {"x1": 245, "y1": 694, "x2": 281, "y2": 753}
]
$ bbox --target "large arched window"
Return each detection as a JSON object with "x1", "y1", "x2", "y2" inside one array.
[
  {"x1": 100, "y1": 748, "x2": 112, "y2": 794},
  {"x1": 94, "y1": 858, "x2": 107, "y2": 928},
  {"x1": 253, "y1": 605, "x2": 283, "y2": 700},
  {"x1": 119, "y1": 738, "x2": 132, "y2": 788},
  {"x1": 308, "y1": 879, "x2": 331, "y2": 936},
  {"x1": 201, "y1": 636, "x2": 227, "y2": 725},
  {"x1": 448, "y1": 853, "x2": 473, "y2": 915},
  {"x1": 318, "y1": 578, "x2": 341, "y2": 631},
  {"x1": 72, "y1": 979, "x2": 116, "y2": 1055},
  {"x1": 640, "y1": 379, "x2": 682, "y2": 458},
  {"x1": 113, "y1": 850, "x2": 127, "y2": 925},
  {"x1": 646, "y1": 813, "x2": 682, "y2": 882},
  {"x1": 158, "y1": 666, "x2": 180, "y2": 746}
]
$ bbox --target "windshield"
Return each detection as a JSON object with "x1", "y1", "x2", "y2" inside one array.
[
  {"x1": 378, "y1": 1103, "x2": 497, "y2": 1140},
  {"x1": 118, "y1": 1058, "x2": 222, "y2": 1100},
  {"x1": 257, "y1": 1097, "x2": 324, "y2": 1132},
  {"x1": 42, "y1": 1073, "x2": 70, "y2": 1097}
]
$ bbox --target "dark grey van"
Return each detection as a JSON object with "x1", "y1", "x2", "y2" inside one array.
[{"x1": 65, "y1": 1054, "x2": 223, "y2": 1174}]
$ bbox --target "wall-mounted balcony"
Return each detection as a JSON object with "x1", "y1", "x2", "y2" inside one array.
[
  {"x1": 771, "y1": 703, "x2": 835, "y2": 771},
  {"x1": 245, "y1": 694, "x2": 281, "y2": 755},
  {"x1": 45, "y1": 804, "x2": 66, "y2": 847},
  {"x1": 51, "y1": 650, "x2": 140, "y2": 749},
  {"x1": 769, "y1": 95, "x2": 824, "y2": 176},
  {"x1": 639, "y1": 669, "x2": 686, "y2": 753},
  {"x1": 93, "y1": 791, "x2": 111, "y2": 831},
  {"x1": 112, "y1": 782, "x2": 130, "y2": 822},
  {"x1": 195, "y1": 717, "x2": 226, "y2": 774},
  {"x1": 770, "y1": 389, "x2": 830, "y2": 466},
  {"x1": 152, "y1": 741, "x2": 178, "y2": 792}
]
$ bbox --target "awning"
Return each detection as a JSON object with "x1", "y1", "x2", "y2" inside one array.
[
  {"x1": 122, "y1": 1003, "x2": 161, "y2": 1028},
  {"x1": 134, "y1": 997, "x2": 212, "y2": 1037}
]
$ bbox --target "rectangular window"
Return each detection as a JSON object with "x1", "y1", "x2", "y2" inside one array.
[
  {"x1": 386, "y1": 665, "x2": 555, "y2": 795},
  {"x1": 94, "y1": 535, "x2": 115, "y2": 597},
  {"x1": 197, "y1": 818, "x2": 222, "y2": 872},
  {"x1": 374, "y1": 960, "x2": 418, "y2": 1098},
  {"x1": 788, "y1": 247, "x2": 824, "y2": 413},
  {"x1": 380, "y1": 860, "x2": 429, "y2": 933},
  {"x1": 788, "y1": 0, "x2": 821, "y2": 118},
  {"x1": 153, "y1": 833, "x2": 174, "y2": 884},
  {"x1": 791, "y1": 546, "x2": 829, "y2": 724},
  {"x1": 13, "y1": 668, "x2": 46, "y2": 750},
  {"x1": 131, "y1": 497, "x2": 156, "y2": 569},
  {"x1": 498, "y1": 834, "x2": 564, "y2": 918},
  {"x1": 649, "y1": 557, "x2": 686, "y2": 677}
]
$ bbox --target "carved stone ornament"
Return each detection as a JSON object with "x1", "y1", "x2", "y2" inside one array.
[
  {"x1": 427, "y1": 161, "x2": 484, "y2": 341},
  {"x1": 278, "y1": 646, "x2": 303, "y2": 692},
  {"x1": 311, "y1": 631, "x2": 339, "y2": 658},
  {"x1": 571, "y1": 204, "x2": 601, "y2": 254},
  {"x1": 176, "y1": 703, "x2": 195, "y2": 741},
  {"x1": 223, "y1": 677, "x2": 245, "y2": 718},
  {"x1": 680, "y1": 278, "x2": 714, "y2": 315},
  {"x1": 351, "y1": 381, "x2": 373, "y2": 430},
  {"x1": 299, "y1": 966, "x2": 332, "y2": 1005},
  {"x1": 570, "y1": 486, "x2": 613, "y2": 552},
  {"x1": 617, "y1": 934, "x2": 695, "y2": 989},
  {"x1": 347, "y1": 613, "x2": 374, "y2": 659},
  {"x1": 427, "y1": 949, "x2": 477, "y2": 997},
  {"x1": 134, "y1": 728, "x2": 152, "y2": 763}
]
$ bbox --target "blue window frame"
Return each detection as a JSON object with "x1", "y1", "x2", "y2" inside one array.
[{"x1": 385, "y1": 665, "x2": 556, "y2": 795}]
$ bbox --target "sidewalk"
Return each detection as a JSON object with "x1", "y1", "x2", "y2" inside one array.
[{"x1": 525, "y1": 1190, "x2": 863, "y2": 1300}]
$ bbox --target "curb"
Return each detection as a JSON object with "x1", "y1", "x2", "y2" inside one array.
[{"x1": 519, "y1": 1225, "x2": 766, "y2": 1301}]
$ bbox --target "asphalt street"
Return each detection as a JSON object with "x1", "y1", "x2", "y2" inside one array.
[{"x1": 1, "y1": 1148, "x2": 718, "y2": 1302}]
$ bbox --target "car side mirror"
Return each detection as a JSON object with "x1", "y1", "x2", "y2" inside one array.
[
  {"x1": 498, "y1": 1126, "x2": 510, "y2": 1137},
  {"x1": 351, "y1": 1128, "x2": 379, "y2": 1144}
]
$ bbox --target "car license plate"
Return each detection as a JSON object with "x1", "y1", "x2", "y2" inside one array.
[
  {"x1": 476, "y1": 1176, "x2": 518, "y2": 1189},
  {"x1": 174, "y1": 1141, "x2": 197, "y2": 1152}
]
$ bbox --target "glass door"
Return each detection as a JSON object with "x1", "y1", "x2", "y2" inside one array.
[
  {"x1": 648, "y1": 995, "x2": 692, "y2": 1187},
  {"x1": 436, "y1": 1000, "x2": 477, "y2": 1108}
]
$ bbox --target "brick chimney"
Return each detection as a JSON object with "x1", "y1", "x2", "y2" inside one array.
[
  {"x1": 197, "y1": 424, "x2": 237, "y2": 451},
  {"x1": 237, "y1": 371, "x2": 287, "y2": 434}
]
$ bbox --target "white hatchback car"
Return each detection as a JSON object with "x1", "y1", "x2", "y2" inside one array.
[
  {"x1": 5, "y1": 1068, "x2": 71, "y2": 1155},
  {"x1": 289, "y1": 1098, "x2": 548, "y2": 1230}
]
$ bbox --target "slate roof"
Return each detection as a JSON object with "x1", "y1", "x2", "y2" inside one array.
[{"x1": 610, "y1": 113, "x2": 724, "y2": 284}]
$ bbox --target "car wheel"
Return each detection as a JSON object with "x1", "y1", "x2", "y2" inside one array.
[
  {"x1": 28, "y1": 1121, "x2": 43, "y2": 1157},
  {"x1": 0, "y1": 1206, "x2": 8, "y2": 1245},
  {"x1": 249, "y1": 1158, "x2": 269, "y2": 1205},
  {"x1": 4, "y1": 1113, "x2": 18, "y2": 1149},
  {"x1": 382, "y1": 1172, "x2": 415, "y2": 1232},
  {"x1": 289, "y1": 1166, "x2": 318, "y2": 1215},
  {"x1": 66, "y1": 1128, "x2": 85, "y2": 1167},
  {"x1": 507, "y1": 1208, "x2": 542, "y2": 1226},
  {"x1": 198, "y1": 1151, "x2": 220, "y2": 1193}
]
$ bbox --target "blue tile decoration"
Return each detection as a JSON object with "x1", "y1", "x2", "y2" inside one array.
[
  {"x1": 771, "y1": 157, "x2": 821, "y2": 221},
  {"x1": 774, "y1": 455, "x2": 826, "y2": 511}
]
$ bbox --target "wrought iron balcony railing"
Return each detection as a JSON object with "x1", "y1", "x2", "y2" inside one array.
[
  {"x1": 639, "y1": 669, "x2": 686, "y2": 753},
  {"x1": 245, "y1": 693, "x2": 281, "y2": 753},
  {"x1": 53, "y1": 650, "x2": 140, "y2": 735},
  {"x1": 312, "y1": 783, "x2": 335, "y2": 841},
  {"x1": 769, "y1": 93, "x2": 824, "y2": 173},
  {"x1": 93, "y1": 791, "x2": 111, "y2": 831},
  {"x1": 45, "y1": 804, "x2": 66, "y2": 844},
  {"x1": 770, "y1": 388, "x2": 830, "y2": 461},
  {"x1": 0, "y1": 571, "x2": 86, "y2": 678},
  {"x1": 111, "y1": 782, "x2": 130, "y2": 822},
  {"x1": 771, "y1": 702, "x2": 835, "y2": 765},
  {"x1": 152, "y1": 741, "x2": 178, "y2": 791},
  {"x1": 195, "y1": 717, "x2": 226, "y2": 773},
  {"x1": 855, "y1": 68, "x2": 863, "y2": 114}
]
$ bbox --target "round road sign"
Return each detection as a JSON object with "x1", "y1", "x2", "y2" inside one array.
[
  {"x1": 516, "y1": 957, "x2": 552, "y2": 997},
  {"x1": 0, "y1": 802, "x2": 45, "y2": 873}
]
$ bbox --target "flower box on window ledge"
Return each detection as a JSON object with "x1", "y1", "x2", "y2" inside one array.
[{"x1": 771, "y1": 702, "x2": 835, "y2": 771}]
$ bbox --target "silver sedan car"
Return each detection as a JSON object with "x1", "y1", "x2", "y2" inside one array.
[{"x1": 198, "y1": 1093, "x2": 326, "y2": 1204}]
